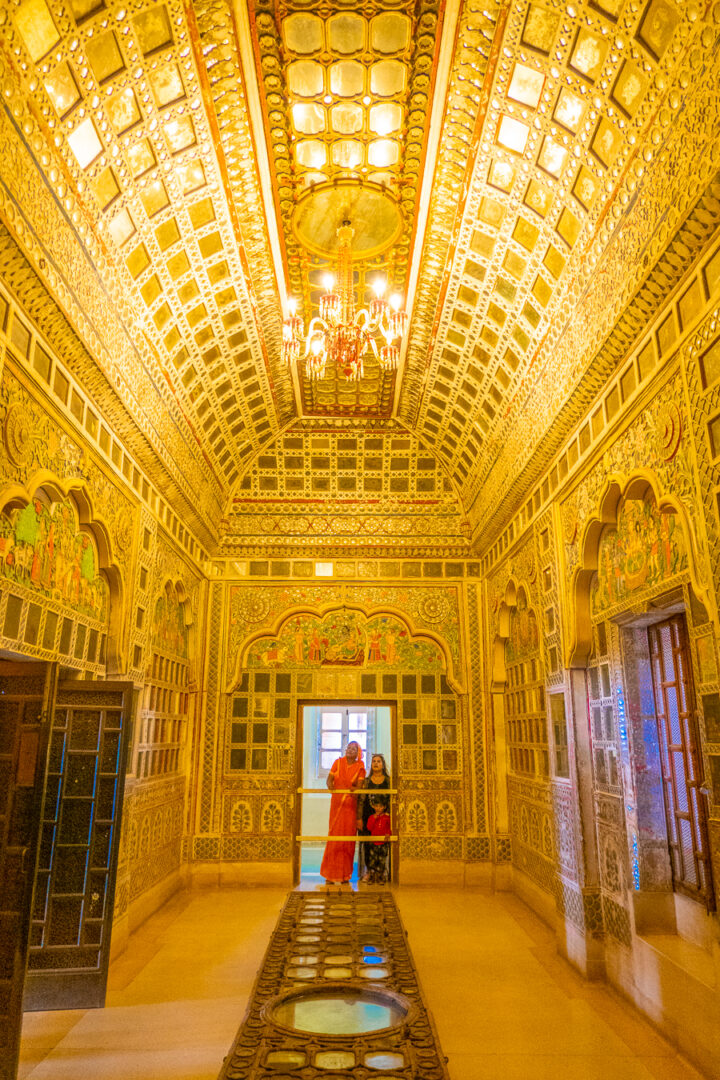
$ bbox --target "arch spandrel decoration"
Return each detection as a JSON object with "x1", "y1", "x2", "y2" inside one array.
[
  {"x1": 567, "y1": 474, "x2": 712, "y2": 667},
  {"x1": 229, "y1": 605, "x2": 458, "y2": 693}
]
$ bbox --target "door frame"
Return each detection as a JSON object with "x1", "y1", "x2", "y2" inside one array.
[
  {"x1": 0, "y1": 660, "x2": 57, "y2": 1080},
  {"x1": 294, "y1": 698, "x2": 398, "y2": 886}
]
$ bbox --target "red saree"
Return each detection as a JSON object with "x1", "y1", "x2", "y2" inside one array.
[{"x1": 320, "y1": 753, "x2": 366, "y2": 882}]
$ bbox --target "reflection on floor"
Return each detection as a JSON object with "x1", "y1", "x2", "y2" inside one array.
[{"x1": 19, "y1": 887, "x2": 706, "y2": 1080}]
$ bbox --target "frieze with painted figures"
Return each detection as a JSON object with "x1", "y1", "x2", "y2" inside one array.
[
  {"x1": 505, "y1": 590, "x2": 538, "y2": 665},
  {"x1": 152, "y1": 584, "x2": 189, "y2": 660},
  {"x1": 246, "y1": 611, "x2": 443, "y2": 671},
  {"x1": 228, "y1": 583, "x2": 462, "y2": 686},
  {"x1": 592, "y1": 495, "x2": 687, "y2": 617},
  {"x1": 0, "y1": 496, "x2": 108, "y2": 620}
]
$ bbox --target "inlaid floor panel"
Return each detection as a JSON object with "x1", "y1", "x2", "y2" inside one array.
[{"x1": 217, "y1": 889, "x2": 449, "y2": 1079}]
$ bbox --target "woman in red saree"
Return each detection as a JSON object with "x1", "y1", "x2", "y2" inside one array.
[{"x1": 320, "y1": 741, "x2": 366, "y2": 884}]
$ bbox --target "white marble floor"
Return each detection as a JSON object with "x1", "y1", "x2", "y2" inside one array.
[{"x1": 18, "y1": 886, "x2": 706, "y2": 1080}]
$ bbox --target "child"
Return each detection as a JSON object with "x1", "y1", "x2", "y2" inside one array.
[{"x1": 366, "y1": 796, "x2": 391, "y2": 884}]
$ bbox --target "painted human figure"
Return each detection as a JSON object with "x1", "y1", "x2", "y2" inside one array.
[
  {"x1": 308, "y1": 627, "x2": 323, "y2": 663},
  {"x1": 30, "y1": 512, "x2": 49, "y2": 587},
  {"x1": 293, "y1": 624, "x2": 305, "y2": 663},
  {"x1": 367, "y1": 628, "x2": 382, "y2": 663}
]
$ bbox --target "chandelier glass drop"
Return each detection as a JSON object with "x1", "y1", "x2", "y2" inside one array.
[{"x1": 282, "y1": 220, "x2": 408, "y2": 382}]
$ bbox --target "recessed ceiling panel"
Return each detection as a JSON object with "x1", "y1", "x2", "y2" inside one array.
[{"x1": 250, "y1": 0, "x2": 443, "y2": 417}]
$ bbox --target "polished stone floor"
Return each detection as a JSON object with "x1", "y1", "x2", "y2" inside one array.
[{"x1": 19, "y1": 886, "x2": 706, "y2": 1080}]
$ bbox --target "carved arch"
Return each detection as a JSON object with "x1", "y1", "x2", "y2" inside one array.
[
  {"x1": 150, "y1": 577, "x2": 194, "y2": 667},
  {"x1": 491, "y1": 577, "x2": 537, "y2": 690},
  {"x1": 0, "y1": 474, "x2": 126, "y2": 671},
  {"x1": 229, "y1": 602, "x2": 461, "y2": 693},
  {"x1": 567, "y1": 472, "x2": 711, "y2": 667}
]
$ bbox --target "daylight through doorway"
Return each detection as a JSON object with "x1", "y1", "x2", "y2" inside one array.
[{"x1": 299, "y1": 703, "x2": 391, "y2": 885}]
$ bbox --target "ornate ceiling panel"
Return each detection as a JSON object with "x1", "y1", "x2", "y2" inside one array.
[
  {"x1": 248, "y1": 0, "x2": 444, "y2": 416},
  {"x1": 219, "y1": 420, "x2": 470, "y2": 556},
  {"x1": 0, "y1": 0, "x2": 292, "y2": 503},
  {"x1": 1, "y1": 0, "x2": 719, "y2": 556},
  {"x1": 398, "y1": 0, "x2": 720, "y2": 543}
]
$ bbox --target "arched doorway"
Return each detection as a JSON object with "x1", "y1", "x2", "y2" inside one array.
[
  {"x1": 568, "y1": 477, "x2": 715, "y2": 945},
  {"x1": 228, "y1": 605, "x2": 460, "y2": 887}
]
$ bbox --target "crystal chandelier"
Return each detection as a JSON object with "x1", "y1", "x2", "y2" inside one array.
[{"x1": 282, "y1": 220, "x2": 408, "y2": 382}]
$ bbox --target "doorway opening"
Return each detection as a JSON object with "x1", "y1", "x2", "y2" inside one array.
[
  {"x1": 0, "y1": 659, "x2": 132, "y2": 1080},
  {"x1": 298, "y1": 702, "x2": 392, "y2": 886}
]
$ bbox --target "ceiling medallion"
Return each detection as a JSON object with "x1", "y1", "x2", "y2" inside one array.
[
  {"x1": 290, "y1": 180, "x2": 403, "y2": 261},
  {"x1": 283, "y1": 219, "x2": 407, "y2": 382}
]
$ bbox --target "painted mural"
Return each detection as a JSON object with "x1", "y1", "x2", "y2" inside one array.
[
  {"x1": 592, "y1": 496, "x2": 687, "y2": 615},
  {"x1": 227, "y1": 584, "x2": 462, "y2": 679},
  {"x1": 505, "y1": 591, "x2": 538, "y2": 664},
  {"x1": 246, "y1": 611, "x2": 443, "y2": 670},
  {"x1": 152, "y1": 585, "x2": 188, "y2": 658},
  {"x1": 0, "y1": 496, "x2": 108, "y2": 619}
]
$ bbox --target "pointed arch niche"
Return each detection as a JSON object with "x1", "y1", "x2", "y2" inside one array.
[
  {"x1": 134, "y1": 578, "x2": 195, "y2": 780},
  {"x1": 0, "y1": 475, "x2": 125, "y2": 673},
  {"x1": 490, "y1": 579, "x2": 561, "y2": 904},
  {"x1": 222, "y1": 605, "x2": 466, "y2": 837},
  {"x1": 565, "y1": 472, "x2": 717, "y2": 936}
]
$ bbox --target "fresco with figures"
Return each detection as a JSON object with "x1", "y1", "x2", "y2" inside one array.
[
  {"x1": 592, "y1": 496, "x2": 687, "y2": 616},
  {"x1": 0, "y1": 496, "x2": 108, "y2": 619},
  {"x1": 152, "y1": 586, "x2": 188, "y2": 659},
  {"x1": 247, "y1": 611, "x2": 443, "y2": 670},
  {"x1": 505, "y1": 591, "x2": 538, "y2": 664}
]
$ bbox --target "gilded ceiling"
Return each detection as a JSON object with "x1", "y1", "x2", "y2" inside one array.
[
  {"x1": 0, "y1": 0, "x2": 718, "y2": 554},
  {"x1": 219, "y1": 420, "x2": 469, "y2": 557}
]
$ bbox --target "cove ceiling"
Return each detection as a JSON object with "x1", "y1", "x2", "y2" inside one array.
[{"x1": 1, "y1": 0, "x2": 719, "y2": 552}]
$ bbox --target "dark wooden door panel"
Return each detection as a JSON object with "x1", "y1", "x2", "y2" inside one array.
[
  {"x1": 0, "y1": 661, "x2": 56, "y2": 1080},
  {"x1": 648, "y1": 616, "x2": 714, "y2": 908},
  {"x1": 23, "y1": 681, "x2": 132, "y2": 1011}
]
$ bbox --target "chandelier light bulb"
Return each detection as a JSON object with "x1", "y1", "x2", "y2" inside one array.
[
  {"x1": 322, "y1": 272, "x2": 335, "y2": 292},
  {"x1": 287, "y1": 296, "x2": 297, "y2": 315},
  {"x1": 311, "y1": 337, "x2": 323, "y2": 356},
  {"x1": 389, "y1": 293, "x2": 402, "y2": 312},
  {"x1": 372, "y1": 277, "x2": 387, "y2": 298}
]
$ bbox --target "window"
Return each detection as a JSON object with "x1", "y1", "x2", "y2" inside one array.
[
  {"x1": 649, "y1": 616, "x2": 714, "y2": 906},
  {"x1": 504, "y1": 599, "x2": 548, "y2": 778},
  {"x1": 318, "y1": 707, "x2": 375, "y2": 775},
  {"x1": 588, "y1": 622, "x2": 620, "y2": 793},
  {"x1": 549, "y1": 693, "x2": 569, "y2": 778}
]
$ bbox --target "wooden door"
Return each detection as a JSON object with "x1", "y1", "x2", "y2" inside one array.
[
  {"x1": 0, "y1": 661, "x2": 56, "y2": 1080},
  {"x1": 23, "y1": 680, "x2": 132, "y2": 1011},
  {"x1": 648, "y1": 615, "x2": 715, "y2": 908}
]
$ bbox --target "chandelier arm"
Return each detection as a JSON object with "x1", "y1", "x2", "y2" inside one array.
[
  {"x1": 305, "y1": 316, "x2": 329, "y2": 338},
  {"x1": 354, "y1": 307, "x2": 375, "y2": 330},
  {"x1": 366, "y1": 337, "x2": 380, "y2": 361}
]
